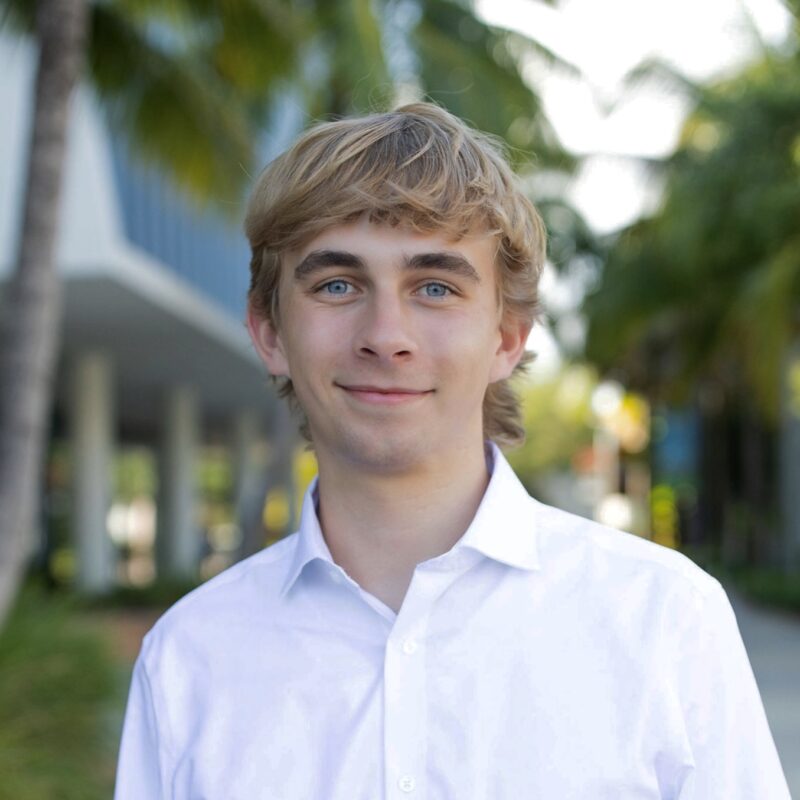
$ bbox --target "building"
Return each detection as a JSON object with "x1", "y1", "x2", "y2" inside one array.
[{"x1": 0, "y1": 31, "x2": 298, "y2": 593}]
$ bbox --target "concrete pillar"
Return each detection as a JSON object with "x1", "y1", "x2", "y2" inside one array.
[
  {"x1": 231, "y1": 409, "x2": 269, "y2": 559},
  {"x1": 156, "y1": 385, "x2": 200, "y2": 580},
  {"x1": 272, "y1": 399, "x2": 300, "y2": 535},
  {"x1": 232, "y1": 408, "x2": 260, "y2": 512},
  {"x1": 69, "y1": 350, "x2": 115, "y2": 593}
]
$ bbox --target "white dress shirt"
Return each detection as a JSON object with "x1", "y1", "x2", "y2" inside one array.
[{"x1": 115, "y1": 443, "x2": 791, "y2": 799}]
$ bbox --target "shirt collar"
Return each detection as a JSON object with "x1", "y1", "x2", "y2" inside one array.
[
  {"x1": 280, "y1": 441, "x2": 541, "y2": 598},
  {"x1": 456, "y1": 441, "x2": 541, "y2": 571}
]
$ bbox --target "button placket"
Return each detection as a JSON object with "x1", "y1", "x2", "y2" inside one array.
[
  {"x1": 401, "y1": 637, "x2": 418, "y2": 655},
  {"x1": 384, "y1": 624, "x2": 426, "y2": 787},
  {"x1": 397, "y1": 774, "x2": 416, "y2": 793},
  {"x1": 383, "y1": 566, "x2": 457, "y2": 799}
]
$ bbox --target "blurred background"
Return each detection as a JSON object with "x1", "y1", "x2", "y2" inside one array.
[{"x1": 0, "y1": 0, "x2": 798, "y2": 796}]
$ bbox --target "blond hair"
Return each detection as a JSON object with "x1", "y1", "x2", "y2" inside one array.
[{"x1": 245, "y1": 102, "x2": 546, "y2": 448}]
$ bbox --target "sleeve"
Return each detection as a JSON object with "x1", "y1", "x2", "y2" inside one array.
[
  {"x1": 673, "y1": 579, "x2": 791, "y2": 799},
  {"x1": 114, "y1": 651, "x2": 171, "y2": 799}
]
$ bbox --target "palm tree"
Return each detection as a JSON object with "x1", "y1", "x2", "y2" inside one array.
[
  {"x1": 0, "y1": 0, "x2": 299, "y2": 628},
  {"x1": 582, "y1": 41, "x2": 800, "y2": 569},
  {"x1": 0, "y1": 0, "x2": 90, "y2": 630},
  {"x1": 0, "y1": 0, "x2": 576, "y2": 628}
]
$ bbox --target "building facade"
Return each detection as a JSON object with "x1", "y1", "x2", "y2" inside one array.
[{"x1": 0, "y1": 31, "x2": 296, "y2": 592}]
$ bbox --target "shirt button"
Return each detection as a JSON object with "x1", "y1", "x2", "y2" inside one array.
[
  {"x1": 398, "y1": 774, "x2": 416, "y2": 792},
  {"x1": 402, "y1": 638, "x2": 418, "y2": 655}
]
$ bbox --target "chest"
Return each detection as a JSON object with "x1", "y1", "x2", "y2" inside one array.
[{"x1": 165, "y1": 595, "x2": 688, "y2": 800}]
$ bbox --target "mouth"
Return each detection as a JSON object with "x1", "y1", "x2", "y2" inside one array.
[{"x1": 337, "y1": 384, "x2": 434, "y2": 405}]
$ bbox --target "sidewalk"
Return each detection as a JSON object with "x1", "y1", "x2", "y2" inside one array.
[{"x1": 728, "y1": 586, "x2": 800, "y2": 796}]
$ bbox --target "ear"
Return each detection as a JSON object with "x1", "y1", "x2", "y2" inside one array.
[
  {"x1": 246, "y1": 303, "x2": 291, "y2": 378},
  {"x1": 489, "y1": 318, "x2": 532, "y2": 383}
]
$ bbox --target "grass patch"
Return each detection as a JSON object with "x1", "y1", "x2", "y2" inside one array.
[{"x1": 0, "y1": 582, "x2": 123, "y2": 800}]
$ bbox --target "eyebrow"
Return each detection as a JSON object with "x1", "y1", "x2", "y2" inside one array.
[
  {"x1": 293, "y1": 250, "x2": 364, "y2": 279},
  {"x1": 293, "y1": 249, "x2": 482, "y2": 283}
]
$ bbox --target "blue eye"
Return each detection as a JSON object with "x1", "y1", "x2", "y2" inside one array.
[
  {"x1": 321, "y1": 280, "x2": 351, "y2": 295},
  {"x1": 422, "y1": 282, "x2": 450, "y2": 298}
]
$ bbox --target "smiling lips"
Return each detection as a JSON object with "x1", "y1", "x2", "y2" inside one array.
[{"x1": 338, "y1": 384, "x2": 433, "y2": 405}]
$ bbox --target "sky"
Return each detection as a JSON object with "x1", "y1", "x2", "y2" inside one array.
[{"x1": 473, "y1": 0, "x2": 794, "y2": 373}]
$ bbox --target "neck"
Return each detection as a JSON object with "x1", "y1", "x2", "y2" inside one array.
[{"x1": 314, "y1": 440, "x2": 492, "y2": 613}]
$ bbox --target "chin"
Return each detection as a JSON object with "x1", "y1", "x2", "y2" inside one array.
[{"x1": 324, "y1": 427, "x2": 435, "y2": 475}]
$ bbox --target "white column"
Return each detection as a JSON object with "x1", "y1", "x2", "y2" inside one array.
[
  {"x1": 69, "y1": 350, "x2": 115, "y2": 593},
  {"x1": 272, "y1": 399, "x2": 300, "y2": 535},
  {"x1": 156, "y1": 385, "x2": 200, "y2": 580},
  {"x1": 232, "y1": 408, "x2": 269, "y2": 559},
  {"x1": 232, "y1": 408, "x2": 260, "y2": 512}
]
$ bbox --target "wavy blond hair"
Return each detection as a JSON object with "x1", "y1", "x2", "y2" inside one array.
[{"x1": 245, "y1": 102, "x2": 547, "y2": 448}]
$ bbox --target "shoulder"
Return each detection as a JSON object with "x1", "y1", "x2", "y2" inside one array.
[
  {"x1": 138, "y1": 533, "x2": 299, "y2": 663},
  {"x1": 525, "y1": 497, "x2": 733, "y2": 675},
  {"x1": 530, "y1": 496, "x2": 721, "y2": 602}
]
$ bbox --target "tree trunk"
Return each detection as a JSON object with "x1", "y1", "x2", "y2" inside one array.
[
  {"x1": 738, "y1": 398, "x2": 774, "y2": 568},
  {"x1": 779, "y1": 335, "x2": 800, "y2": 574},
  {"x1": 0, "y1": 0, "x2": 89, "y2": 629},
  {"x1": 696, "y1": 381, "x2": 728, "y2": 563}
]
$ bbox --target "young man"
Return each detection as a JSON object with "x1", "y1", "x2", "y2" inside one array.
[{"x1": 114, "y1": 103, "x2": 790, "y2": 799}]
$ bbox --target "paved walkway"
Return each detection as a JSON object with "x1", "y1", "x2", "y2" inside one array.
[{"x1": 728, "y1": 587, "x2": 800, "y2": 796}]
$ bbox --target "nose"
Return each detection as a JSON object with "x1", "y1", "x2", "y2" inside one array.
[{"x1": 353, "y1": 295, "x2": 416, "y2": 363}]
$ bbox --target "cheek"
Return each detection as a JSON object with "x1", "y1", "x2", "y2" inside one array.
[
  {"x1": 280, "y1": 317, "x2": 356, "y2": 404},
  {"x1": 281, "y1": 306, "x2": 342, "y2": 362},
  {"x1": 427, "y1": 314, "x2": 501, "y2": 376}
]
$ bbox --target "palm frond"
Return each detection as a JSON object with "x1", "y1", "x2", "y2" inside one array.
[
  {"x1": 412, "y1": 0, "x2": 573, "y2": 171},
  {"x1": 88, "y1": 2, "x2": 261, "y2": 207}
]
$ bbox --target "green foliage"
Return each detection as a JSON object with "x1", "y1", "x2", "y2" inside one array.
[
  {"x1": 197, "y1": 446, "x2": 236, "y2": 533},
  {"x1": 0, "y1": 583, "x2": 121, "y2": 800},
  {"x1": 584, "y1": 50, "x2": 800, "y2": 422},
  {"x1": 538, "y1": 197, "x2": 604, "y2": 275},
  {"x1": 114, "y1": 447, "x2": 156, "y2": 501},
  {"x1": 81, "y1": 579, "x2": 198, "y2": 610},
  {"x1": 730, "y1": 566, "x2": 800, "y2": 615},
  {"x1": 684, "y1": 550, "x2": 800, "y2": 616},
  {"x1": 1, "y1": 0, "x2": 576, "y2": 207},
  {"x1": 412, "y1": 0, "x2": 574, "y2": 171},
  {"x1": 87, "y1": 4, "x2": 260, "y2": 204},
  {"x1": 303, "y1": 0, "x2": 393, "y2": 116},
  {"x1": 507, "y1": 363, "x2": 596, "y2": 484}
]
